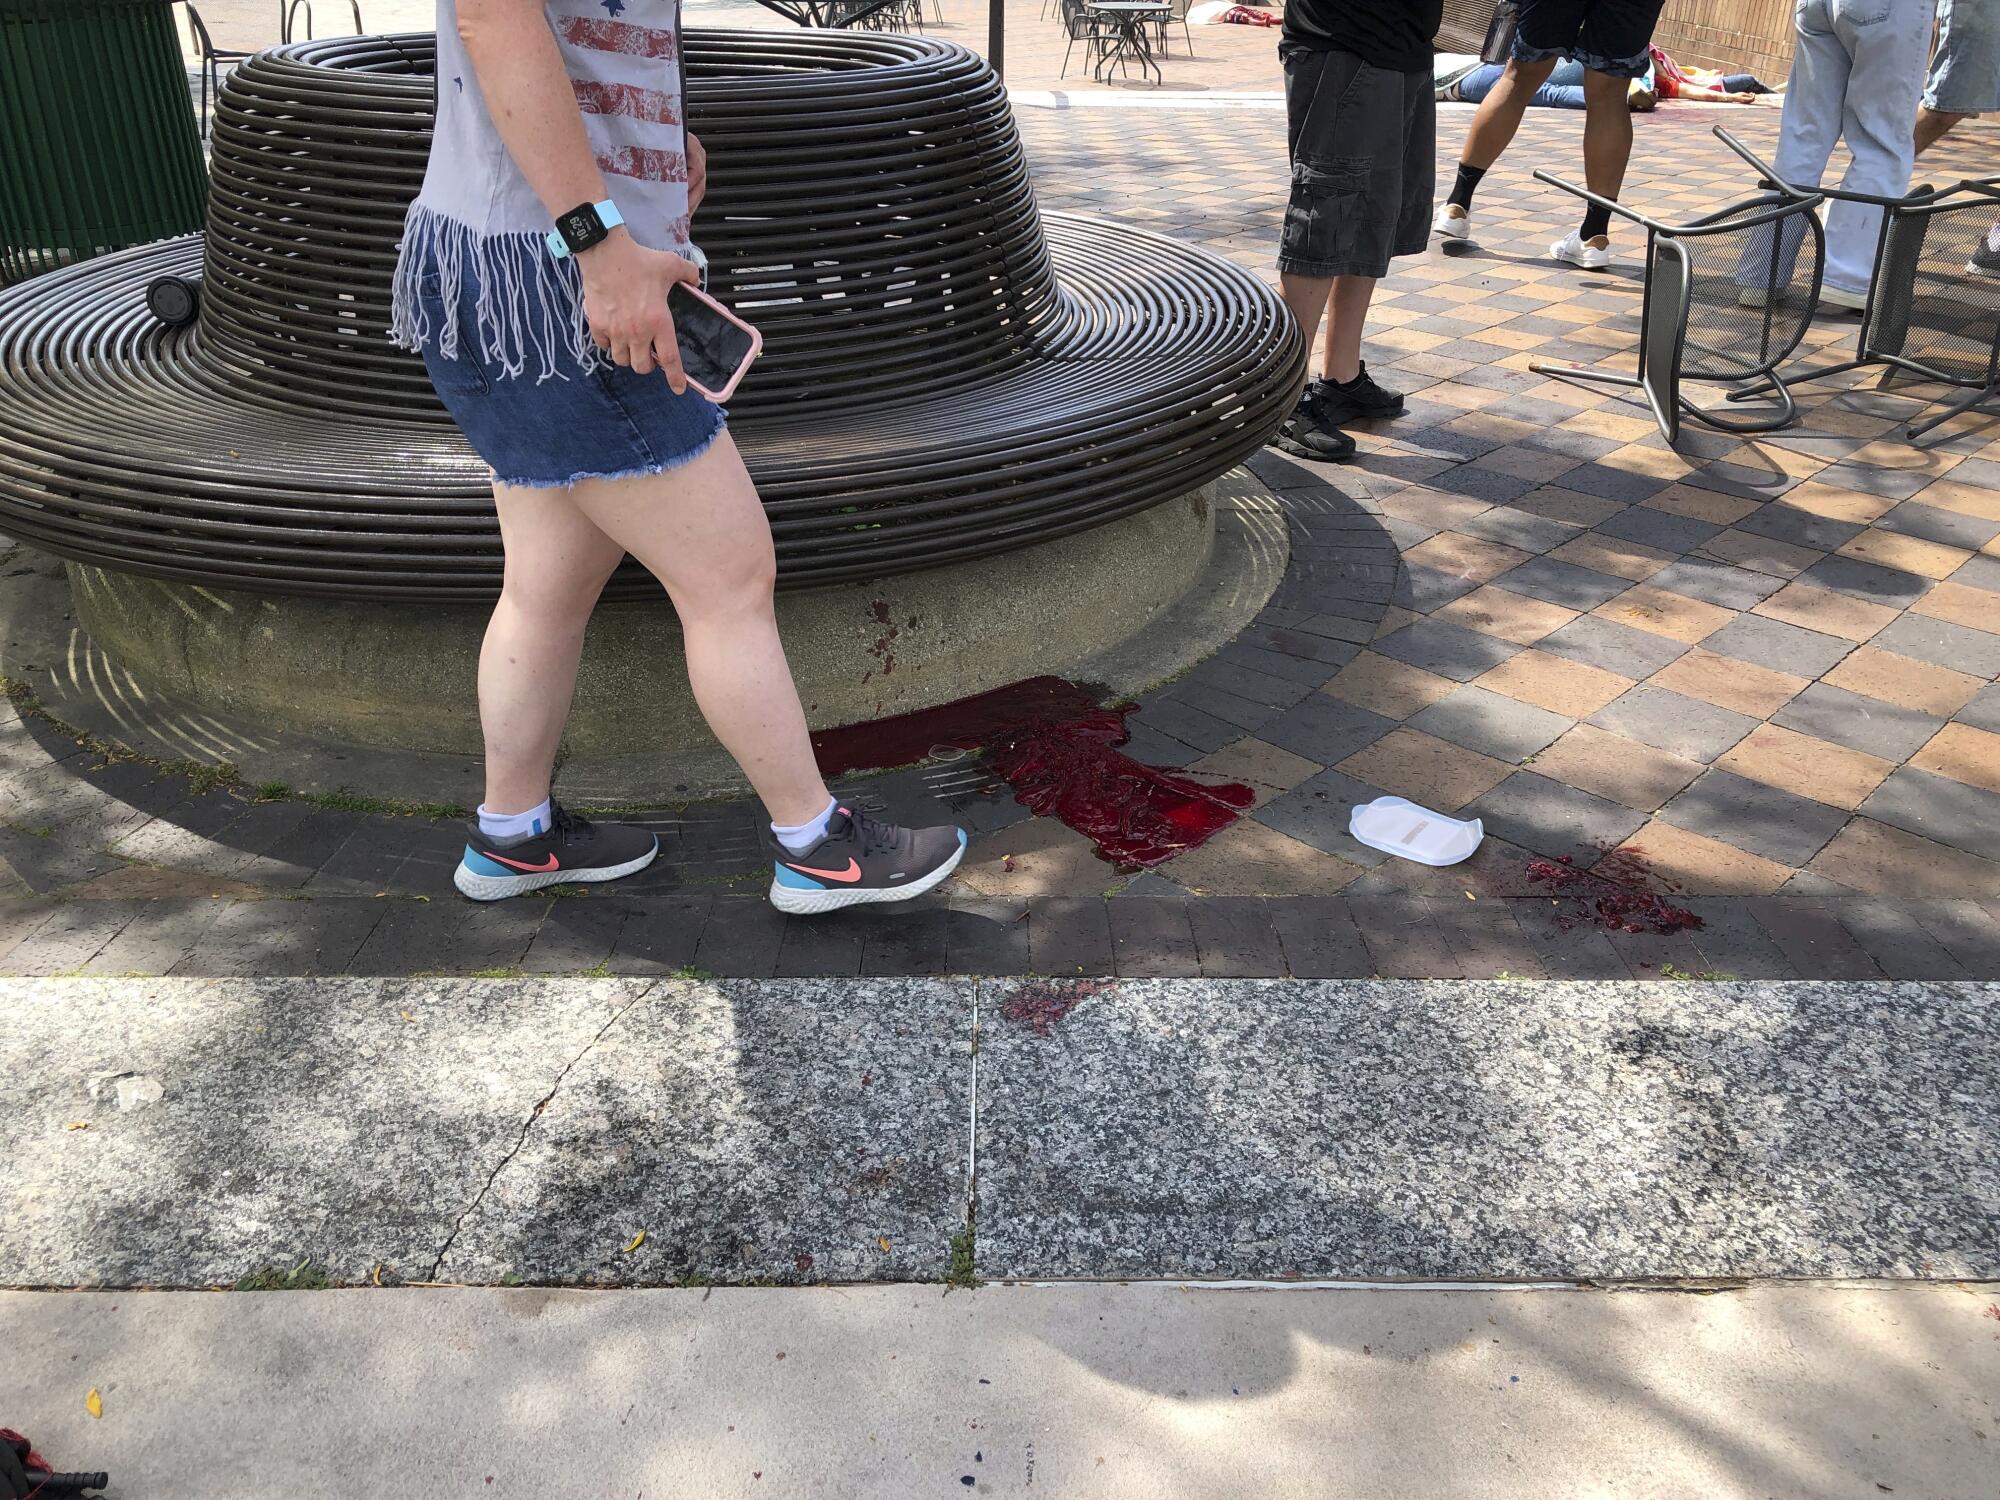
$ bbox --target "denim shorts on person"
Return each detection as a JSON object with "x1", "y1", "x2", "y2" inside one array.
[
  {"x1": 410, "y1": 258, "x2": 726, "y2": 491},
  {"x1": 1926, "y1": 0, "x2": 2000, "y2": 114},
  {"x1": 1279, "y1": 45, "x2": 1436, "y2": 281},
  {"x1": 1512, "y1": 0, "x2": 1668, "y2": 78}
]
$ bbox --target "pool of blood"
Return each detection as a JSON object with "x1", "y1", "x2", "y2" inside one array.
[
  {"x1": 1525, "y1": 846, "x2": 1704, "y2": 935},
  {"x1": 810, "y1": 675, "x2": 1254, "y2": 870}
]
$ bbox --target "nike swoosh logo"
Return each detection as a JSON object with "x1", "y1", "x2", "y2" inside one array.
[
  {"x1": 487, "y1": 852, "x2": 560, "y2": 873},
  {"x1": 785, "y1": 858, "x2": 863, "y2": 884}
]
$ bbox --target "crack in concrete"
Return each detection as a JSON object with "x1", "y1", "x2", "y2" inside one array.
[{"x1": 424, "y1": 978, "x2": 660, "y2": 1283}]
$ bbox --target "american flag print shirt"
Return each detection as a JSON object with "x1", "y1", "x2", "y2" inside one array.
[{"x1": 390, "y1": 0, "x2": 697, "y2": 380}]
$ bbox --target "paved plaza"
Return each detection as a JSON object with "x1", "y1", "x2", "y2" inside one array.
[
  {"x1": 6, "y1": 11, "x2": 2000, "y2": 1495},
  {"x1": 7, "y1": 32, "x2": 2000, "y2": 983}
]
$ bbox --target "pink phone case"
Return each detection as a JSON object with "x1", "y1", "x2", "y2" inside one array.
[{"x1": 671, "y1": 280, "x2": 763, "y2": 403}]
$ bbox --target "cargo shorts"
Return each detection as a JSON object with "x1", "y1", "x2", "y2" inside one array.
[{"x1": 1279, "y1": 45, "x2": 1436, "y2": 281}]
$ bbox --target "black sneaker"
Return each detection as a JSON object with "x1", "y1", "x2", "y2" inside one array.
[
  {"x1": 454, "y1": 802, "x2": 658, "y2": 901},
  {"x1": 1271, "y1": 384, "x2": 1356, "y2": 462},
  {"x1": 1314, "y1": 364, "x2": 1406, "y2": 423},
  {"x1": 769, "y1": 805, "x2": 967, "y2": 915}
]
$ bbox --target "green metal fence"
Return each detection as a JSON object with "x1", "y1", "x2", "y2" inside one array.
[{"x1": 0, "y1": 0, "x2": 206, "y2": 283}]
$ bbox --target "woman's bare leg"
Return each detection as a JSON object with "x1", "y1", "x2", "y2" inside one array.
[
  {"x1": 481, "y1": 485, "x2": 627, "y2": 814},
  {"x1": 565, "y1": 431, "x2": 831, "y2": 827}
]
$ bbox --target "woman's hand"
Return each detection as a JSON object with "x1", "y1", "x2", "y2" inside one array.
[
  {"x1": 688, "y1": 131, "x2": 708, "y2": 214},
  {"x1": 578, "y1": 229, "x2": 702, "y2": 391}
]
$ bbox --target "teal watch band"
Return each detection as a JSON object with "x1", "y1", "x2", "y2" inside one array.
[{"x1": 546, "y1": 199, "x2": 624, "y2": 260}]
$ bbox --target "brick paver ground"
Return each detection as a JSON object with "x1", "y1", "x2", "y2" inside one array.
[{"x1": 8, "y1": 12, "x2": 2000, "y2": 979}]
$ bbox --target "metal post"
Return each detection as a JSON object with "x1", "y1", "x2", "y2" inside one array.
[{"x1": 989, "y1": 0, "x2": 1004, "y2": 78}]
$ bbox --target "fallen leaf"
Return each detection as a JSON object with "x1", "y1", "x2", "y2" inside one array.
[
  {"x1": 1465, "y1": 891, "x2": 1477, "y2": 900},
  {"x1": 86, "y1": 1387, "x2": 103, "y2": 1419},
  {"x1": 66, "y1": 1120, "x2": 89, "y2": 1131},
  {"x1": 622, "y1": 1230, "x2": 647, "y2": 1254},
  {"x1": 372, "y1": 1263, "x2": 384, "y2": 1287},
  {"x1": 878, "y1": 1236, "x2": 892, "y2": 1252},
  {"x1": 399, "y1": 1011, "x2": 415, "y2": 1023}
]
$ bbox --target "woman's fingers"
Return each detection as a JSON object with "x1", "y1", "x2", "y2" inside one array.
[
  {"x1": 653, "y1": 306, "x2": 687, "y2": 394},
  {"x1": 626, "y1": 326, "x2": 657, "y2": 376}
]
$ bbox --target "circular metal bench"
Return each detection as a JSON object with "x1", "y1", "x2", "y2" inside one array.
[{"x1": 0, "y1": 30, "x2": 1302, "y2": 602}]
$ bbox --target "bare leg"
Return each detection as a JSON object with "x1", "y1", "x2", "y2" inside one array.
[
  {"x1": 1457, "y1": 56, "x2": 1561, "y2": 172},
  {"x1": 565, "y1": 431, "x2": 830, "y2": 827},
  {"x1": 1579, "y1": 68, "x2": 1635, "y2": 248},
  {"x1": 1319, "y1": 275, "x2": 1379, "y2": 385},
  {"x1": 1280, "y1": 272, "x2": 1335, "y2": 373},
  {"x1": 1915, "y1": 107, "x2": 1972, "y2": 154},
  {"x1": 480, "y1": 486, "x2": 627, "y2": 814}
]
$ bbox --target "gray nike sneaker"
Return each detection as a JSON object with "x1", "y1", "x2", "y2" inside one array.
[
  {"x1": 455, "y1": 802, "x2": 659, "y2": 902},
  {"x1": 769, "y1": 805, "x2": 967, "y2": 914}
]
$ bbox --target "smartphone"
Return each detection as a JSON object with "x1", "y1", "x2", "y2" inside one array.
[{"x1": 667, "y1": 280, "x2": 762, "y2": 402}]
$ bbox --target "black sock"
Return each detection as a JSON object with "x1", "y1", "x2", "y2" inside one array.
[
  {"x1": 1580, "y1": 203, "x2": 1613, "y2": 242},
  {"x1": 1447, "y1": 163, "x2": 1486, "y2": 213}
]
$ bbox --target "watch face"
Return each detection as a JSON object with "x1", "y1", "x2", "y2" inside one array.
[{"x1": 560, "y1": 205, "x2": 604, "y2": 251}]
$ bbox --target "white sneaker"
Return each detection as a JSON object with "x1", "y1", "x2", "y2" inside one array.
[
  {"x1": 1819, "y1": 281, "x2": 1869, "y2": 311},
  {"x1": 1433, "y1": 203, "x2": 1473, "y2": 242},
  {"x1": 1550, "y1": 230, "x2": 1612, "y2": 270}
]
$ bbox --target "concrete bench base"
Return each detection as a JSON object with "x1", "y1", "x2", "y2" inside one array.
[{"x1": 39, "y1": 480, "x2": 1282, "y2": 803}]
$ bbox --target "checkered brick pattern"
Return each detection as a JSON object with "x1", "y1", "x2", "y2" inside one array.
[{"x1": 11, "y1": 10, "x2": 2000, "y2": 980}]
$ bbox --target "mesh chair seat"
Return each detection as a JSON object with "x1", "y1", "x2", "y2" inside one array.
[
  {"x1": 1851, "y1": 180, "x2": 2000, "y2": 437},
  {"x1": 1531, "y1": 129, "x2": 1825, "y2": 444}
]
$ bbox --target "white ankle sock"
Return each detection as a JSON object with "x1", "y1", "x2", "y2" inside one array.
[
  {"x1": 478, "y1": 799, "x2": 552, "y2": 841},
  {"x1": 772, "y1": 798, "x2": 838, "y2": 853}
]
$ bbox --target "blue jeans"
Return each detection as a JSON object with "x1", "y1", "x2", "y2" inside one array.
[
  {"x1": 1773, "y1": 0, "x2": 1939, "y2": 294},
  {"x1": 1457, "y1": 60, "x2": 1591, "y2": 109}
]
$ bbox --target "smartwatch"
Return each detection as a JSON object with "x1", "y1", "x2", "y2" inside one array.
[{"x1": 546, "y1": 198, "x2": 624, "y2": 259}]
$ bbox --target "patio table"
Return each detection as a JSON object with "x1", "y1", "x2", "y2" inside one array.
[{"x1": 1085, "y1": 0, "x2": 1168, "y2": 84}]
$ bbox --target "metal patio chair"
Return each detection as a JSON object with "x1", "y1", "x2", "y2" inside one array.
[
  {"x1": 1728, "y1": 176, "x2": 2000, "y2": 442},
  {"x1": 1152, "y1": 0, "x2": 1195, "y2": 58},
  {"x1": 182, "y1": 4, "x2": 253, "y2": 141},
  {"x1": 281, "y1": 0, "x2": 363, "y2": 42},
  {"x1": 1060, "y1": 0, "x2": 1115, "y2": 79},
  {"x1": 1530, "y1": 127, "x2": 1826, "y2": 444}
]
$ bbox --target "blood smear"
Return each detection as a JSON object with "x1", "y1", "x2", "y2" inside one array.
[
  {"x1": 810, "y1": 675, "x2": 1253, "y2": 869},
  {"x1": 1524, "y1": 846, "x2": 1704, "y2": 935}
]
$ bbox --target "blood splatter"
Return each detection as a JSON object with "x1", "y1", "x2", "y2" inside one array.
[
  {"x1": 866, "y1": 600, "x2": 900, "y2": 677},
  {"x1": 1000, "y1": 978, "x2": 1108, "y2": 1036},
  {"x1": 1524, "y1": 844, "x2": 1703, "y2": 935},
  {"x1": 810, "y1": 676, "x2": 1253, "y2": 869}
]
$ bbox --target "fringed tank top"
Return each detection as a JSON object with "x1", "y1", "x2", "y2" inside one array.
[{"x1": 389, "y1": 0, "x2": 693, "y2": 381}]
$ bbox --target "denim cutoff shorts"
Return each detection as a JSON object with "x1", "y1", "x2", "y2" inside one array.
[
  {"x1": 410, "y1": 245, "x2": 726, "y2": 490},
  {"x1": 1926, "y1": 0, "x2": 2000, "y2": 115}
]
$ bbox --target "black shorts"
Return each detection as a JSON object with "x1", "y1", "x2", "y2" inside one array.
[
  {"x1": 1513, "y1": 0, "x2": 1667, "y2": 78},
  {"x1": 1279, "y1": 46, "x2": 1435, "y2": 281}
]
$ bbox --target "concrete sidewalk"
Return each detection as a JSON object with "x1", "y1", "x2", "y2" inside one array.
[
  {"x1": 6, "y1": 977, "x2": 1998, "y2": 1288},
  {"x1": 6, "y1": 1283, "x2": 1996, "y2": 1498}
]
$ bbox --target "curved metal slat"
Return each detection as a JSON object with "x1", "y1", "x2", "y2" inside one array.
[{"x1": 0, "y1": 30, "x2": 1303, "y2": 601}]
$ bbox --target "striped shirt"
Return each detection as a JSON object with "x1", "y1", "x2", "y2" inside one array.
[{"x1": 390, "y1": 0, "x2": 695, "y2": 378}]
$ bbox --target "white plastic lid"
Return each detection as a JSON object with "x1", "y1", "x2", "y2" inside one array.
[{"x1": 1348, "y1": 796, "x2": 1484, "y2": 867}]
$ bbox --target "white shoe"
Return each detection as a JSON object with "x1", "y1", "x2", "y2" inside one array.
[
  {"x1": 1433, "y1": 203, "x2": 1473, "y2": 242},
  {"x1": 1819, "y1": 281, "x2": 1869, "y2": 311},
  {"x1": 1550, "y1": 230, "x2": 1612, "y2": 270}
]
